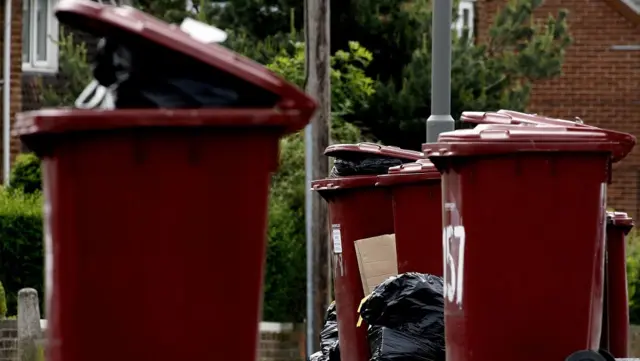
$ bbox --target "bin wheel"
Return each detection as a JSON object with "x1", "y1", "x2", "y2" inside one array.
[
  {"x1": 565, "y1": 350, "x2": 607, "y2": 361},
  {"x1": 597, "y1": 349, "x2": 616, "y2": 361}
]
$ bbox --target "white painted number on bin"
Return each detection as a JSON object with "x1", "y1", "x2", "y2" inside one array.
[
  {"x1": 443, "y1": 202, "x2": 465, "y2": 308},
  {"x1": 332, "y1": 225, "x2": 343, "y2": 254}
]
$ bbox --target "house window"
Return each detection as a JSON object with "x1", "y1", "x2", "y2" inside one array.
[
  {"x1": 22, "y1": 0, "x2": 59, "y2": 73},
  {"x1": 455, "y1": 0, "x2": 475, "y2": 39}
]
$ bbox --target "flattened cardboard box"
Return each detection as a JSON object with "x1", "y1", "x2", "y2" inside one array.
[{"x1": 354, "y1": 234, "x2": 398, "y2": 295}]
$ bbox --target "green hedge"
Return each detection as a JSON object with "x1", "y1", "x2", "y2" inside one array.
[
  {"x1": 8, "y1": 153, "x2": 42, "y2": 195},
  {"x1": 0, "y1": 280, "x2": 7, "y2": 318},
  {"x1": 628, "y1": 231, "x2": 640, "y2": 324},
  {"x1": 0, "y1": 188, "x2": 43, "y2": 315}
]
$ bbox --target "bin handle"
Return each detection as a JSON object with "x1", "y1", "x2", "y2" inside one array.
[
  {"x1": 312, "y1": 182, "x2": 339, "y2": 190},
  {"x1": 399, "y1": 162, "x2": 423, "y2": 171},
  {"x1": 358, "y1": 142, "x2": 382, "y2": 151},
  {"x1": 461, "y1": 112, "x2": 513, "y2": 125},
  {"x1": 478, "y1": 129, "x2": 510, "y2": 139}
]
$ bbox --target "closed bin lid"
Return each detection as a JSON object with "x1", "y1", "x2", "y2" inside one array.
[
  {"x1": 423, "y1": 124, "x2": 636, "y2": 163},
  {"x1": 324, "y1": 142, "x2": 423, "y2": 161},
  {"x1": 376, "y1": 159, "x2": 441, "y2": 187},
  {"x1": 606, "y1": 211, "x2": 634, "y2": 231},
  {"x1": 51, "y1": 0, "x2": 315, "y2": 121},
  {"x1": 311, "y1": 176, "x2": 379, "y2": 193},
  {"x1": 461, "y1": 110, "x2": 591, "y2": 129}
]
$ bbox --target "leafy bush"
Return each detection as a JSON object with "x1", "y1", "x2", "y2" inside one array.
[
  {"x1": 628, "y1": 230, "x2": 640, "y2": 324},
  {"x1": 37, "y1": 28, "x2": 92, "y2": 107},
  {"x1": 0, "y1": 190, "x2": 44, "y2": 316},
  {"x1": 8, "y1": 153, "x2": 42, "y2": 194},
  {"x1": 0, "y1": 280, "x2": 6, "y2": 319}
]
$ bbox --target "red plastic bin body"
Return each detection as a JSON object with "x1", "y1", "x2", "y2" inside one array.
[
  {"x1": 312, "y1": 176, "x2": 395, "y2": 361},
  {"x1": 16, "y1": 2, "x2": 317, "y2": 361},
  {"x1": 601, "y1": 212, "x2": 634, "y2": 358},
  {"x1": 376, "y1": 159, "x2": 442, "y2": 275},
  {"x1": 315, "y1": 143, "x2": 421, "y2": 361},
  {"x1": 424, "y1": 123, "x2": 635, "y2": 361}
]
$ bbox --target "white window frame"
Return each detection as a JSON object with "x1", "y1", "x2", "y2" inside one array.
[
  {"x1": 22, "y1": 0, "x2": 59, "y2": 74},
  {"x1": 455, "y1": 0, "x2": 475, "y2": 39},
  {"x1": 620, "y1": 0, "x2": 640, "y2": 13}
]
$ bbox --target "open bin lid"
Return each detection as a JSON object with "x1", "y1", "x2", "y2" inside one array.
[
  {"x1": 606, "y1": 211, "x2": 634, "y2": 232},
  {"x1": 376, "y1": 159, "x2": 441, "y2": 187},
  {"x1": 52, "y1": 0, "x2": 316, "y2": 117},
  {"x1": 423, "y1": 124, "x2": 636, "y2": 164},
  {"x1": 324, "y1": 142, "x2": 423, "y2": 162},
  {"x1": 461, "y1": 110, "x2": 591, "y2": 129},
  {"x1": 14, "y1": 108, "x2": 314, "y2": 136}
]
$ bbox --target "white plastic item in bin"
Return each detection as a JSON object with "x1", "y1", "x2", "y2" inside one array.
[
  {"x1": 180, "y1": 18, "x2": 228, "y2": 44},
  {"x1": 75, "y1": 80, "x2": 116, "y2": 109}
]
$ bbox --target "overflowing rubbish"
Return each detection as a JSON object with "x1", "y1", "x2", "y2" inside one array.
[
  {"x1": 360, "y1": 273, "x2": 445, "y2": 361},
  {"x1": 312, "y1": 273, "x2": 445, "y2": 361},
  {"x1": 324, "y1": 143, "x2": 422, "y2": 177},
  {"x1": 309, "y1": 302, "x2": 341, "y2": 361},
  {"x1": 330, "y1": 157, "x2": 408, "y2": 177},
  {"x1": 75, "y1": 20, "x2": 278, "y2": 110}
]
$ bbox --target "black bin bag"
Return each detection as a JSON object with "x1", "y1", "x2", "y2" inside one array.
[
  {"x1": 368, "y1": 326, "x2": 444, "y2": 361},
  {"x1": 330, "y1": 157, "x2": 407, "y2": 177},
  {"x1": 360, "y1": 273, "x2": 446, "y2": 361},
  {"x1": 310, "y1": 302, "x2": 340, "y2": 361},
  {"x1": 325, "y1": 143, "x2": 422, "y2": 177},
  {"x1": 85, "y1": 35, "x2": 280, "y2": 109}
]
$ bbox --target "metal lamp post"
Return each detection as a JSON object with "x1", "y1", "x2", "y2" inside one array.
[{"x1": 426, "y1": 0, "x2": 455, "y2": 143}]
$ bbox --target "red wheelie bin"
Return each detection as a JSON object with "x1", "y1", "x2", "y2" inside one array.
[
  {"x1": 313, "y1": 143, "x2": 421, "y2": 361},
  {"x1": 14, "y1": 2, "x2": 316, "y2": 361},
  {"x1": 600, "y1": 212, "x2": 634, "y2": 358},
  {"x1": 424, "y1": 122, "x2": 635, "y2": 361},
  {"x1": 376, "y1": 159, "x2": 442, "y2": 275}
]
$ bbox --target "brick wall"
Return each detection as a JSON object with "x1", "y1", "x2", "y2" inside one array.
[
  {"x1": 0, "y1": 320, "x2": 17, "y2": 361},
  {"x1": 259, "y1": 323, "x2": 306, "y2": 361},
  {"x1": 0, "y1": 321, "x2": 305, "y2": 361},
  {"x1": 475, "y1": 0, "x2": 640, "y2": 218},
  {"x1": 5, "y1": 320, "x2": 640, "y2": 359},
  {"x1": 0, "y1": 0, "x2": 24, "y2": 180}
]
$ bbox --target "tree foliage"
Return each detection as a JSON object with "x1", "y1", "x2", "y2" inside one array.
[
  {"x1": 160, "y1": 0, "x2": 571, "y2": 149},
  {"x1": 37, "y1": 28, "x2": 93, "y2": 107},
  {"x1": 357, "y1": 0, "x2": 571, "y2": 149},
  {"x1": 263, "y1": 41, "x2": 374, "y2": 321},
  {"x1": 0, "y1": 281, "x2": 6, "y2": 319}
]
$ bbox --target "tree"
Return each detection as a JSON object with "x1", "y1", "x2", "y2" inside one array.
[
  {"x1": 263, "y1": 41, "x2": 375, "y2": 321},
  {"x1": 355, "y1": 0, "x2": 571, "y2": 149},
  {"x1": 175, "y1": 0, "x2": 570, "y2": 149}
]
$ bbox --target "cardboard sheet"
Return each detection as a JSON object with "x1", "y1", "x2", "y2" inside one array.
[{"x1": 354, "y1": 234, "x2": 398, "y2": 295}]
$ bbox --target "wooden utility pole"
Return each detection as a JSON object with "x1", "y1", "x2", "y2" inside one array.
[{"x1": 304, "y1": 0, "x2": 331, "y2": 355}]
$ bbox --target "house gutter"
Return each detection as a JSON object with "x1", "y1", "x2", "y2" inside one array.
[{"x1": 2, "y1": 0, "x2": 12, "y2": 186}]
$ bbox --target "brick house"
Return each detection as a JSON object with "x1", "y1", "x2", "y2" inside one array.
[
  {"x1": 0, "y1": 0, "x2": 96, "y2": 181},
  {"x1": 0, "y1": 0, "x2": 25, "y2": 181},
  {"x1": 475, "y1": 0, "x2": 640, "y2": 218}
]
